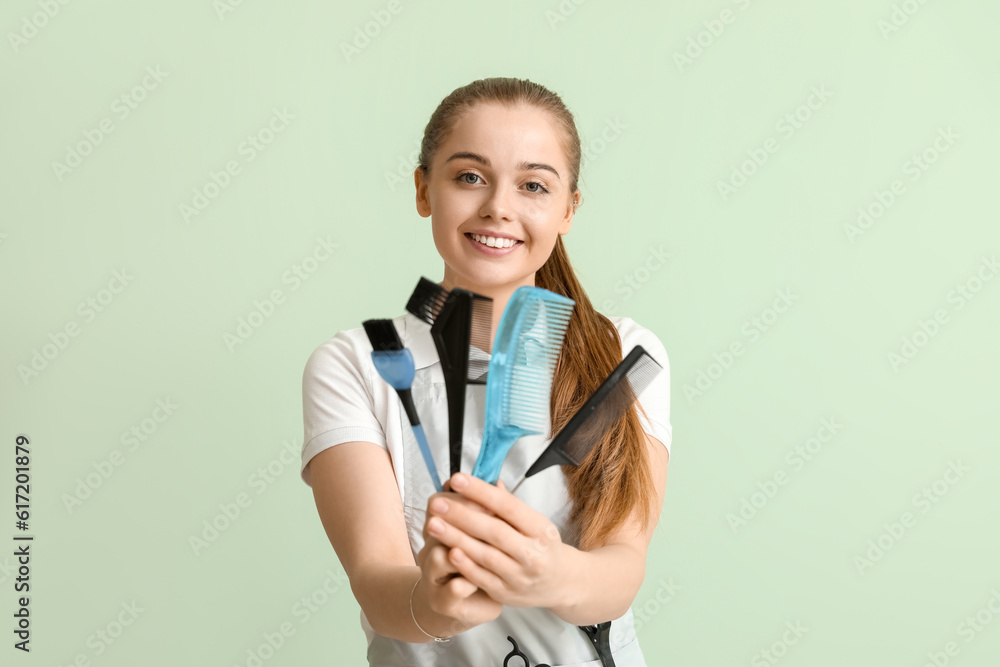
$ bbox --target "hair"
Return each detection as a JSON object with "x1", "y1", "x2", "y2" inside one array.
[{"x1": 417, "y1": 77, "x2": 656, "y2": 550}]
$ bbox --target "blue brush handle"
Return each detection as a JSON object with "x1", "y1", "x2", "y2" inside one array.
[
  {"x1": 410, "y1": 423, "x2": 443, "y2": 493},
  {"x1": 471, "y1": 425, "x2": 537, "y2": 485}
]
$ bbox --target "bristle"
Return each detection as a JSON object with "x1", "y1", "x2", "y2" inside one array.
[
  {"x1": 498, "y1": 293, "x2": 574, "y2": 432},
  {"x1": 362, "y1": 318, "x2": 403, "y2": 352},
  {"x1": 468, "y1": 294, "x2": 493, "y2": 353},
  {"x1": 406, "y1": 277, "x2": 450, "y2": 325},
  {"x1": 467, "y1": 294, "x2": 494, "y2": 384},
  {"x1": 562, "y1": 351, "x2": 662, "y2": 464}
]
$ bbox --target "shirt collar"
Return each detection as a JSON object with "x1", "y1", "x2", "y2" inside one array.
[{"x1": 397, "y1": 311, "x2": 491, "y2": 371}]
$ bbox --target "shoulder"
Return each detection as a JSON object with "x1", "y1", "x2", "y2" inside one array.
[
  {"x1": 301, "y1": 314, "x2": 418, "y2": 394},
  {"x1": 605, "y1": 315, "x2": 669, "y2": 368},
  {"x1": 303, "y1": 323, "x2": 371, "y2": 377}
]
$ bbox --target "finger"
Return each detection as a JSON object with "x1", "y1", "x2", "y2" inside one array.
[
  {"x1": 427, "y1": 491, "x2": 495, "y2": 525},
  {"x1": 448, "y1": 547, "x2": 508, "y2": 600},
  {"x1": 428, "y1": 499, "x2": 526, "y2": 563},
  {"x1": 448, "y1": 473, "x2": 548, "y2": 537},
  {"x1": 446, "y1": 573, "x2": 478, "y2": 599},
  {"x1": 427, "y1": 515, "x2": 521, "y2": 582},
  {"x1": 425, "y1": 544, "x2": 460, "y2": 585}
]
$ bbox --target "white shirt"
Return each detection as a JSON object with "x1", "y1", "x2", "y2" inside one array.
[{"x1": 300, "y1": 311, "x2": 671, "y2": 666}]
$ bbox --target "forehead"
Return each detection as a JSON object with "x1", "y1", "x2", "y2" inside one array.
[{"x1": 438, "y1": 102, "x2": 568, "y2": 167}]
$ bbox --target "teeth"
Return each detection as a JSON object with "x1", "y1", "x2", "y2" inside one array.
[{"x1": 471, "y1": 233, "x2": 517, "y2": 249}]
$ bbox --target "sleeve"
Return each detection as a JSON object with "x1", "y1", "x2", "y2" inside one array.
[
  {"x1": 624, "y1": 322, "x2": 672, "y2": 455},
  {"x1": 300, "y1": 331, "x2": 387, "y2": 487}
]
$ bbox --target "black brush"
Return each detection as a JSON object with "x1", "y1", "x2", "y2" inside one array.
[
  {"x1": 509, "y1": 345, "x2": 663, "y2": 494},
  {"x1": 405, "y1": 277, "x2": 493, "y2": 476}
]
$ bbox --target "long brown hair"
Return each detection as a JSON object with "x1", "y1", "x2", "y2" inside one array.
[{"x1": 417, "y1": 77, "x2": 656, "y2": 551}]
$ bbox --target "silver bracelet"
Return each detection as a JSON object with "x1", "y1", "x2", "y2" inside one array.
[{"x1": 410, "y1": 575, "x2": 451, "y2": 643}]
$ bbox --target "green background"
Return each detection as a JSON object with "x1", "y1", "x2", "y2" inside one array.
[{"x1": 2, "y1": 0, "x2": 998, "y2": 665}]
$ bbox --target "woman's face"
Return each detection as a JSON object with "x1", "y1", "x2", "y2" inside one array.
[{"x1": 415, "y1": 102, "x2": 578, "y2": 295}]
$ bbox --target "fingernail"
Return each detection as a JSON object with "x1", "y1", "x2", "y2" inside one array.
[
  {"x1": 451, "y1": 473, "x2": 468, "y2": 489},
  {"x1": 431, "y1": 498, "x2": 448, "y2": 514},
  {"x1": 428, "y1": 518, "x2": 444, "y2": 535}
]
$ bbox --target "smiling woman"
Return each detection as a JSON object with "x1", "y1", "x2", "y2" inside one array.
[{"x1": 301, "y1": 77, "x2": 672, "y2": 666}]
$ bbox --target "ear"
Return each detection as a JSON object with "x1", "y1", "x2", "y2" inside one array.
[
  {"x1": 558, "y1": 191, "x2": 579, "y2": 235},
  {"x1": 414, "y1": 167, "x2": 431, "y2": 218}
]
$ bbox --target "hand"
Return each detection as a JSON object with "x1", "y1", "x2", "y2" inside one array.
[
  {"x1": 412, "y1": 541, "x2": 502, "y2": 638},
  {"x1": 425, "y1": 472, "x2": 576, "y2": 610},
  {"x1": 418, "y1": 483, "x2": 495, "y2": 580},
  {"x1": 412, "y1": 484, "x2": 502, "y2": 637}
]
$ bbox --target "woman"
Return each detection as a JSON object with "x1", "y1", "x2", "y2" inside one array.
[{"x1": 301, "y1": 77, "x2": 671, "y2": 665}]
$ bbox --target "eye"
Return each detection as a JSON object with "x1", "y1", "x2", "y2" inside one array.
[
  {"x1": 456, "y1": 171, "x2": 481, "y2": 185},
  {"x1": 525, "y1": 181, "x2": 549, "y2": 194}
]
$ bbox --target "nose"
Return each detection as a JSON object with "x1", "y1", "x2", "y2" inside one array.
[{"x1": 479, "y1": 185, "x2": 515, "y2": 222}]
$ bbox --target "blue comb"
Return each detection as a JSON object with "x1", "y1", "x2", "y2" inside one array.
[
  {"x1": 470, "y1": 286, "x2": 575, "y2": 484},
  {"x1": 363, "y1": 319, "x2": 443, "y2": 493}
]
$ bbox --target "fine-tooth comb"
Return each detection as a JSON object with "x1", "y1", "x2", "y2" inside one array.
[
  {"x1": 509, "y1": 344, "x2": 663, "y2": 495},
  {"x1": 405, "y1": 277, "x2": 493, "y2": 476},
  {"x1": 470, "y1": 286, "x2": 575, "y2": 485},
  {"x1": 362, "y1": 318, "x2": 443, "y2": 492}
]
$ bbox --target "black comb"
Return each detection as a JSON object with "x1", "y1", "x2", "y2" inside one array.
[
  {"x1": 406, "y1": 277, "x2": 493, "y2": 381},
  {"x1": 510, "y1": 345, "x2": 663, "y2": 494},
  {"x1": 405, "y1": 277, "x2": 493, "y2": 476}
]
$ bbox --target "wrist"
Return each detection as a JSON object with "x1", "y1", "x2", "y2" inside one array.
[{"x1": 410, "y1": 574, "x2": 459, "y2": 643}]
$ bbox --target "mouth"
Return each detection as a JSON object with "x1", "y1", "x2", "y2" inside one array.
[{"x1": 465, "y1": 232, "x2": 523, "y2": 249}]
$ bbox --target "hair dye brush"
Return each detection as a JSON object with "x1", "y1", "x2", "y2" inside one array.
[
  {"x1": 406, "y1": 277, "x2": 492, "y2": 476},
  {"x1": 471, "y1": 286, "x2": 575, "y2": 485},
  {"x1": 509, "y1": 344, "x2": 663, "y2": 495},
  {"x1": 362, "y1": 318, "x2": 443, "y2": 492}
]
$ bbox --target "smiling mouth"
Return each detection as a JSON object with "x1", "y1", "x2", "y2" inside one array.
[{"x1": 466, "y1": 233, "x2": 523, "y2": 249}]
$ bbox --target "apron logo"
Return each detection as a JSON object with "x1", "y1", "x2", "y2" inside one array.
[{"x1": 502, "y1": 635, "x2": 551, "y2": 667}]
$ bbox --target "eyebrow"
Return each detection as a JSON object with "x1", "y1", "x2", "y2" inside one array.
[{"x1": 445, "y1": 151, "x2": 561, "y2": 180}]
